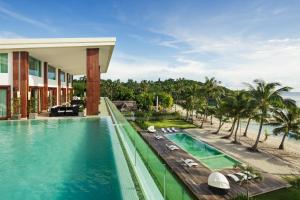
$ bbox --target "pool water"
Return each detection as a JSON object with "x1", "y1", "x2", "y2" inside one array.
[
  {"x1": 0, "y1": 118, "x2": 122, "y2": 200},
  {"x1": 166, "y1": 133, "x2": 241, "y2": 170}
]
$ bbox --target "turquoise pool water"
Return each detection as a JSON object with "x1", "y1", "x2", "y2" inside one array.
[
  {"x1": 0, "y1": 118, "x2": 122, "y2": 200},
  {"x1": 166, "y1": 133, "x2": 241, "y2": 170}
]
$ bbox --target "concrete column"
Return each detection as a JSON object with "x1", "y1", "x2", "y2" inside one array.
[
  {"x1": 86, "y1": 48, "x2": 100, "y2": 115},
  {"x1": 42, "y1": 62, "x2": 48, "y2": 111}
]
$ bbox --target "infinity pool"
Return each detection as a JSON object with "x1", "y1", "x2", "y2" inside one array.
[
  {"x1": 166, "y1": 133, "x2": 241, "y2": 170},
  {"x1": 0, "y1": 118, "x2": 123, "y2": 200}
]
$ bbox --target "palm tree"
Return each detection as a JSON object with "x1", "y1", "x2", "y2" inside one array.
[
  {"x1": 268, "y1": 106, "x2": 300, "y2": 150},
  {"x1": 213, "y1": 98, "x2": 229, "y2": 134},
  {"x1": 199, "y1": 77, "x2": 223, "y2": 128},
  {"x1": 246, "y1": 79, "x2": 293, "y2": 151}
]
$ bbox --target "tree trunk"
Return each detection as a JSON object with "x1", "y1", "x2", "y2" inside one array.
[
  {"x1": 215, "y1": 119, "x2": 223, "y2": 134},
  {"x1": 251, "y1": 116, "x2": 264, "y2": 151},
  {"x1": 200, "y1": 115, "x2": 205, "y2": 128},
  {"x1": 234, "y1": 117, "x2": 240, "y2": 143},
  {"x1": 243, "y1": 118, "x2": 251, "y2": 137},
  {"x1": 228, "y1": 119, "x2": 236, "y2": 132},
  {"x1": 224, "y1": 118, "x2": 236, "y2": 138},
  {"x1": 279, "y1": 132, "x2": 288, "y2": 150},
  {"x1": 210, "y1": 115, "x2": 213, "y2": 125}
]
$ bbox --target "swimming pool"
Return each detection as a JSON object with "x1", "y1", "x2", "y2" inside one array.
[
  {"x1": 166, "y1": 133, "x2": 241, "y2": 170},
  {"x1": 0, "y1": 117, "x2": 134, "y2": 200}
]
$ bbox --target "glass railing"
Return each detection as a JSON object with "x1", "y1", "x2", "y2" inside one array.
[{"x1": 105, "y1": 98, "x2": 194, "y2": 200}]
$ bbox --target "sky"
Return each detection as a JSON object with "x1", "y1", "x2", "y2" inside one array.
[{"x1": 0, "y1": 0, "x2": 299, "y2": 91}]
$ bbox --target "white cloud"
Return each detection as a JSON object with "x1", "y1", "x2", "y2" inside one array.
[{"x1": 0, "y1": 5, "x2": 56, "y2": 32}]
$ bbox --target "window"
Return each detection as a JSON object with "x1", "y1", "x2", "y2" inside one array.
[
  {"x1": 0, "y1": 53, "x2": 8, "y2": 73},
  {"x1": 29, "y1": 56, "x2": 42, "y2": 77},
  {"x1": 68, "y1": 74, "x2": 73, "y2": 85},
  {"x1": 60, "y1": 71, "x2": 65, "y2": 82},
  {"x1": 48, "y1": 65, "x2": 56, "y2": 80}
]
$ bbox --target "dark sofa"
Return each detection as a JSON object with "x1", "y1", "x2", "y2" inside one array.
[{"x1": 50, "y1": 105, "x2": 79, "y2": 117}]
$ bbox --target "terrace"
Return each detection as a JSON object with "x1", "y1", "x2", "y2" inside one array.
[{"x1": 139, "y1": 131, "x2": 290, "y2": 200}]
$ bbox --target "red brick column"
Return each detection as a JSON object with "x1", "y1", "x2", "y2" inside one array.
[
  {"x1": 42, "y1": 62, "x2": 48, "y2": 111},
  {"x1": 86, "y1": 48, "x2": 100, "y2": 115},
  {"x1": 12, "y1": 52, "x2": 30, "y2": 118},
  {"x1": 57, "y1": 69, "x2": 61, "y2": 105}
]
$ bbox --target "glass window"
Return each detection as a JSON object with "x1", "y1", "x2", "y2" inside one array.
[
  {"x1": 48, "y1": 65, "x2": 56, "y2": 80},
  {"x1": 0, "y1": 89, "x2": 7, "y2": 117},
  {"x1": 60, "y1": 71, "x2": 65, "y2": 82},
  {"x1": 29, "y1": 56, "x2": 42, "y2": 77},
  {"x1": 0, "y1": 53, "x2": 8, "y2": 73}
]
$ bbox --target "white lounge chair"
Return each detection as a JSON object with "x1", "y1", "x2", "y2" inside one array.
[
  {"x1": 171, "y1": 127, "x2": 178, "y2": 132},
  {"x1": 226, "y1": 174, "x2": 240, "y2": 183},
  {"x1": 166, "y1": 128, "x2": 173, "y2": 133},
  {"x1": 166, "y1": 144, "x2": 179, "y2": 151},
  {"x1": 155, "y1": 135, "x2": 163, "y2": 140},
  {"x1": 161, "y1": 128, "x2": 167, "y2": 133},
  {"x1": 235, "y1": 172, "x2": 249, "y2": 180},
  {"x1": 244, "y1": 171, "x2": 258, "y2": 179},
  {"x1": 147, "y1": 126, "x2": 156, "y2": 133},
  {"x1": 181, "y1": 158, "x2": 198, "y2": 167}
]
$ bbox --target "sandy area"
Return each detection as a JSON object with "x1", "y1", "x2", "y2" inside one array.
[{"x1": 173, "y1": 105, "x2": 300, "y2": 175}]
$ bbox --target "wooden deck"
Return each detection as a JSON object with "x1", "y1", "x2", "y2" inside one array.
[{"x1": 139, "y1": 131, "x2": 290, "y2": 200}]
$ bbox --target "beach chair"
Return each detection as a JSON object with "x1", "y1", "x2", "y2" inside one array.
[
  {"x1": 147, "y1": 126, "x2": 156, "y2": 133},
  {"x1": 155, "y1": 135, "x2": 163, "y2": 140},
  {"x1": 181, "y1": 158, "x2": 198, "y2": 167},
  {"x1": 161, "y1": 128, "x2": 167, "y2": 133},
  {"x1": 235, "y1": 172, "x2": 249, "y2": 180},
  {"x1": 166, "y1": 128, "x2": 173, "y2": 133},
  {"x1": 226, "y1": 174, "x2": 240, "y2": 183},
  {"x1": 171, "y1": 127, "x2": 178, "y2": 132},
  {"x1": 244, "y1": 171, "x2": 258, "y2": 180},
  {"x1": 166, "y1": 144, "x2": 179, "y2": 151}
]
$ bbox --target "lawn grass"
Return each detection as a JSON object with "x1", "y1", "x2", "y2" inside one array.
[
  {"x1": 255, "y1": 187, "x2": 300, "y2": 200},
  {"x1": 256, "y1": 176, "x2": 300, "y2": 200},
  {"x1": 144, "y1": 119, "x2": 196, "y2": 129}
]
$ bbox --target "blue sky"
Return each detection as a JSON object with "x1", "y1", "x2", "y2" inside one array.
[{"x1": 0, "y1": 0, "x2": 299, "y2": 91}]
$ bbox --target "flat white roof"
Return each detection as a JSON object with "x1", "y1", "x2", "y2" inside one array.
[{"x1": 0, "y1": 37, "x2": 116, "y2": 75}]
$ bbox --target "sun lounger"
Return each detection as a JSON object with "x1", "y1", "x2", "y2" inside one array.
[
  {"x1": 181, "y1": 158, "x2": 198, "y2": 167},
  {"x1": 155, "y1": 135, "x2": 163, "y2": 140},
  {"x1": 166, "y1": 128, "x2": 173, "y2": 133},
  {"x1": 244, "y1": 171, "x2": 258, "y2": 179},
  {"x1": 166, "y1": 144, "x2": 179, "y2": 151},
  {"x1": 147, "y1": 126, "x2": 156, "y2": 133},
  {"x1": 226, "y1": 174, "x2": 240, "y2": 183},
  {"x1": 161, "y1": 128, "x2": 167, "y2": 133},
  {"x1": 171, "y1": 127, "x2": 178, "y2": 132},
  {"x1": 235, "y1": 172, "x2": 249, "y2": 180}
]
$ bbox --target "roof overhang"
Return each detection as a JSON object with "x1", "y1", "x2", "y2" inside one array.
[{"x1": 0, "y1": 37, "x2": 116, "y2": 75}]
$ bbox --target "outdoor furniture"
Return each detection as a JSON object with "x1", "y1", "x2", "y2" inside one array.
[
  {"x1": 244, "y1": 171, "x2": 258, "y2": 180},
  {"x1": 161, "y1": 128, "x2": 167, "y2": 133},
  {"x1": 208, "y1": 172, "x2": 230, "y2": 195},
  {"x1": 50, "y1": 105, "x2": 79, "y2": 117},
  {"x1": 171, "y1": 127, "x2": 178, "y2": 132},
  {"x1": 166, "y1": 128, "x2": 173, "y2": 133},
  {"x1": 181, "y1": 158, "x2": 198, "y2": 167},
  {"x1": 235, "y1": 172, "x2": 249, "y2": 180},
  {"x1": 226, "y1": 174, "x2": 241, "y2": 183},
  {"x1": 155, "y1": 135, "x2": 163, "y2": 140},
  {"x1": 147, "y1": 126, "x2": 156, "y2": 133},
  {"x1": 166, "y1": 144, "x2": 179, "y2": 151}
]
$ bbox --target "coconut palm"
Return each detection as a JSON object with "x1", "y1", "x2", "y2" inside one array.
[
  {"x1": 268, "y1": 106, "x2": 300, "y2": 150},
  {"x1": 246, "y1": 79, "x2": 294, "y2": 151},
  {"x1": 199, "y1": 77, "x2": 223, "y2": 128}
]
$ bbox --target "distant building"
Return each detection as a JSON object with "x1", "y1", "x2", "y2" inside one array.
[{"x1": 113, "y1": 101, "x2": 137, "y2": 112}]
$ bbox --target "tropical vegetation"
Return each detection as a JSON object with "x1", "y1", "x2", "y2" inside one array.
[{"x1": 73, "y1": 77, "x2": 299, "y2": 152}]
